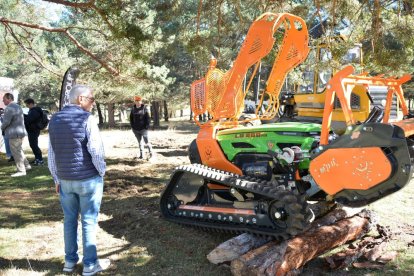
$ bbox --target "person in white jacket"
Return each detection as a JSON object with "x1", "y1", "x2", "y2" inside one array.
[{"x1": 1, "y1": 93, "x2": 30, "y2": 177}]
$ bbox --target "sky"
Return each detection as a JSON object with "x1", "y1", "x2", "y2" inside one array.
[{"x1": 28, "y1": 0, "x2": 64, "y2": 23}]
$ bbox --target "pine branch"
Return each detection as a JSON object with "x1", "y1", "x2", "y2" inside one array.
[
  {"x1": 2, "y1": 22, "x2": 60, "y2": 76},
  {"x1": 196, "y1": 0, "x2": 203, "y2": 36},
  {"x1": 43, "y1": 0, "x2": 115, "y2": 33},
  {"x1": 0, "y1": 16, "x2": 120, "y2": 76}
]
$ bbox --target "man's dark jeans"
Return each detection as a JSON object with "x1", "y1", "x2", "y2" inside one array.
[{"x1": 28, "y1": 130, "x2": 42, "y2": 161}]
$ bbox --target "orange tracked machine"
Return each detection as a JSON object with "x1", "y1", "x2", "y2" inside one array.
[{"x1": 160, "y1": 13, "x2": 413, "y2": 239}]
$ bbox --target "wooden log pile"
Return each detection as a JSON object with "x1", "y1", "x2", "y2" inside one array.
[{"x1": 207, "y1": 207, "x2": 397, "y2": 275}]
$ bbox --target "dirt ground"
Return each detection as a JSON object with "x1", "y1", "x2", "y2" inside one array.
[
  {"x1": 0, "y1": 120, "x2": 232, "y2": 275},
  {"x1": 1, "y1": 119, "x2": 414, "y2": 275}
]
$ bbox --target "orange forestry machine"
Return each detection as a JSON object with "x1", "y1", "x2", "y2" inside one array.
[{"x1": 160, "y1": 12, "x2": 414, "y2": 239}]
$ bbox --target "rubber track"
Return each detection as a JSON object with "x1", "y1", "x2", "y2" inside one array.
[{"x1": 160, "y1": 164, "x2": 312, "y2": 239}]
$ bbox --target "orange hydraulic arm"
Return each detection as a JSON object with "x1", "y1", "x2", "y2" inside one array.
[
  {"x1": 190, "y1": 13, "x2": 310, "y2": 173},
  {"x1": 191, "y1": 12, "x2": 310, "y2": 125},
  {"x1": 320, "y1": 65, "x2": 412, "y2": 145}
]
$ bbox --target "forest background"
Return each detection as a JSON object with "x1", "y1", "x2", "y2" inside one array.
[{"x1": 1, "y1": 0, "x2": 414, "y2": 126}]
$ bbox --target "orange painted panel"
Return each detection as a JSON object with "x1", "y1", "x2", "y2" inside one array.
[
  {"x1": 309, "y1": 147, "x2": 392, "y2": 195},
  {"x1": 197, "y1": 125, "x2": 243, "y2": 175},
  {"x1": 207, "y1": 183, "x2": 229, "y2": 190},
  {"x1": 393, "y1": 118, "x2": 414, "y2": 137}
]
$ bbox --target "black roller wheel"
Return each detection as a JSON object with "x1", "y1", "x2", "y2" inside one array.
[
  {"x1": 268, "y1": 190, "x2": 314, "y2": 237},
  {"x1": 163, "y1": 195, "x2": 181, "y2": 216}
]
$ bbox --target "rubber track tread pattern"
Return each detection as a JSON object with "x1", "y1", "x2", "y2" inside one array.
[{"x1": 160, "y1": 164, "x2": 312, "y2": 240}]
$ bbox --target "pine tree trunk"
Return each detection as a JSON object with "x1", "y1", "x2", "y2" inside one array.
[
  {"x1": 159, "y1": 101, "x2": 163, "y2": 121},
  {"x1": 152, "y1": 101, "x2": 160, "y2": 127},
  {"x1": 107, "y1": 102, "x2": 115, "y2": 128},
  {"x1": 96, "y1": 102, "x2": 103, "y2": 126},
  {"x1": 164, "y1": 100, "x2": 169, "y2": 122}
]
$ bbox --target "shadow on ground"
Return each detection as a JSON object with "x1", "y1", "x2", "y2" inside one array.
[
  {"x1": 99, "y1": 192, "x2": 233, "y2": 275},
  {"x1": 0, "y1": 257, "x2": 62, "y2": 276},
  {"x1": 0, "y1": 191, "x2": 60, "y2": 228}
]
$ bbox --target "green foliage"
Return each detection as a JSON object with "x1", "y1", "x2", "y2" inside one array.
[{"x1": 1, "y1": 0, "x2": 414, "y2": 117}]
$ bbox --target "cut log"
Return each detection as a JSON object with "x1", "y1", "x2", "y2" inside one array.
[
  {"x1": 231, "y1": 209, "x2": 372, "y2": 276},
  {"x1": 207, "y1": 233, "x2": 272, "y2": 264},
  {"x1": 325, "y1": 223, "x2": 395, "y2": 270},
  {"x1": 309, "y1": 206, "x2": 364, "y2": 228},
  {"x1": 325, "y1": 246, "x2": 365, "y2": 269},
  {"x1": 208, "y1": 206, "x2": 362, "y2": 265}
]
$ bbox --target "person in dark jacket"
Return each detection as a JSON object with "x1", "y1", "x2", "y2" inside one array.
[
  {"x1": 24, "y1": 98, "x2": 44, "y2": 165},
  {"x1": 130, "y1": 96, "x2": 153, "y2": 160}
]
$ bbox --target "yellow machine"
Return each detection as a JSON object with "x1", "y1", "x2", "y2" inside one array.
[{"x1": 281, "y1": 40, "x2": 407, "y2": 126}]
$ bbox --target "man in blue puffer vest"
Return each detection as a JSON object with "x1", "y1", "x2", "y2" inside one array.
[{"x1": 48, "y1": 85, "x2": 110, "y2": 276}]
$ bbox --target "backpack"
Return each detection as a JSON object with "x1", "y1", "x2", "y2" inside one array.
[{"x1": 36, "y1": 110, "x2": 50, "y2": 130}]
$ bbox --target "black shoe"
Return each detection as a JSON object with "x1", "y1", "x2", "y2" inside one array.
[{"x1": 7, "y1": 157, "x2": 14, "y2": 162}]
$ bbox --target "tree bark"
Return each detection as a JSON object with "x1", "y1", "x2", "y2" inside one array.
[
  {"x1": 96, "y1": 101, "x2": 103, "y2": 125},
  {"x1": 325, "y1": 223, "x2": 396, "y2": 270},
  {"x1": 159, "y1": 101, "x2": 163, "y2": 121},
  {"x1": 107, "y1": 102, "x2": 115, "y2": 127},
  {"x1": 151, "y1": 101, "x2": 160, "y2": 127},
  {"x1": 207, "y1": 233, "x2": 272, "y2": 265},
  {"x1": 208, "y1": 207, "x2": 363, "y2": 266},
  {"x1": 230, "y1": 210, "x2": 372, "y2": 276},
  {"x1": 164, "y1": 100, "x2": 169, "y2": 122}
]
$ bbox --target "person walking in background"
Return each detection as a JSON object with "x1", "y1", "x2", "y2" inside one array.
[
  {"x1": 0, "y1": 108, "x2": 13, "y2": 162},
  {"x1": 48, "y1": 85, "x2": 110, "y2": 275},
  {"x1": 1, "y1": 93, "x2": 30, "y2": 177},
  {"x1": 23, "y1": 98, "x2": 44, "y2": 165},
  {"x1": 130, "y1": 96, "x2": 153, "y2": 160}
]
